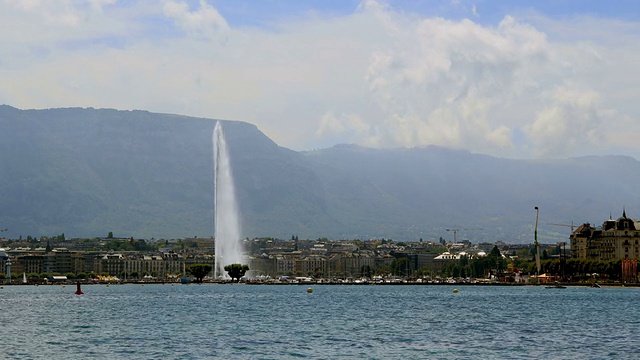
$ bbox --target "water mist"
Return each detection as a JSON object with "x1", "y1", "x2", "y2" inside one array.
[{"x1": 213, "y1": 121, "x2": 244, "y2": 278}]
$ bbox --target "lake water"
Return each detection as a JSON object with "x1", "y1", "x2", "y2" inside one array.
[{"x1": 1, "y1": 284, "x2": 638, "y2": 359}]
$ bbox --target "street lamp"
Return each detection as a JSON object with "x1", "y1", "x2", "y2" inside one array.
[
  {"x1": 534, "y1": 207, "x2": 541, "y2": 284},
  {"x1": 5, "y1": 258, "x2": 10, "y2": 284}
]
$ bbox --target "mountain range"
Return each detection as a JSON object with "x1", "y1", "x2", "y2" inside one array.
[{"x1": 1, "y1": 105, "x2": 638, "y2": 243}]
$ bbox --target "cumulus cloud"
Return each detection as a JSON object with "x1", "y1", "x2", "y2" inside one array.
[
  {"x1": 163, "y1": 0, "x2": 229, "y2": 37},
  {"x1": 0, "y1": 0, "x2": 638, "y2": 159},
  {"x1": 525, "y1": 87, "x2": 608, "y2": 157},
  {"x1": 360, "y1": 14, "x2": 551, "y2": 153},
  {"x1": 316, "y1": 112, "x2": 378, "y2": 146}
]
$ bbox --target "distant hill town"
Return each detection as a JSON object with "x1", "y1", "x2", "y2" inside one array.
[{"x1": 2, "y1": 105, "x2": 640, "y2": 243}]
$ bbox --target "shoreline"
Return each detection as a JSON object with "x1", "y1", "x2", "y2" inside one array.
[{"x1": 2, "y1": 280, "x2": 637, "y2": 288}]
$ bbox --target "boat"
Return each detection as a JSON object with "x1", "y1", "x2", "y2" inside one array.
[
  {"x1": 591, "y1": 282, "x2": 601, "y2": 288},
  {"x1": 545, "y1": 282, "x2": 566, "y2": 289}
]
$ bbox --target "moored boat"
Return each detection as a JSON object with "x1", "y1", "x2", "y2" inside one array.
[{"x1": 545, "y1": 282, "x2": 566, "y2": 289}]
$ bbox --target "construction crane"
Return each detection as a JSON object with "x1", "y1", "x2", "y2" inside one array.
[
  {"x1": 548, "y1": 222, "x2": 575, "y2": 232},
  {"x1": 446, "y1": 227, "x2": 482, "y2": 243},
  {"x1": 445, "y1": 228, "x2": 463, "y2": 243}
]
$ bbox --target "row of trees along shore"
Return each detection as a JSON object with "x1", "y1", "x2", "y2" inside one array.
[
  {"x1": 0, "y1": 263, "x2": 250, "y2": 283},
  {"x1": 434, "y1": 246, "x2": 624, "y2": 281},
  {"x1": 187, "y1": 263, "x2": 249, "y2": 283}
]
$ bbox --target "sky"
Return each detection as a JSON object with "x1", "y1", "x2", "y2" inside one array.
[{"x1": 1, "y1": 0, "x2": 639, "y2": 159}]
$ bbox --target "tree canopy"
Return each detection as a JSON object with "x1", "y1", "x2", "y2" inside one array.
[
  {"x1": 188, "y1": 264, "x2": 212, "y2": 283},
  {"x1": 390, "y1": 257, "x2": 412, "y2": 276},
  {"x1": 224, "y1": 263, "x2": 249, "y2": 281}
]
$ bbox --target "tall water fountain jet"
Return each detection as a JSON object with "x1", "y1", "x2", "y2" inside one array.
[{"x1": 213, "y1": 121, "x2": 244, "y2": 278}]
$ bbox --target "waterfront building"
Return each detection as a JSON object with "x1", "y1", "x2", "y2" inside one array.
[
  {"x1": 375, "y1": 253, "x2": 395, "y2": 270},
  {"x1": 274, "y1": 254, "x2": 296, "y2": 275},
  {"x1": 330, "y1": 251, "x2": 375, "y2": 278},
  {"x1": 161, "y1": 252, "x2": 184, "y2": 275},
  {"x1": 124, "y1": 255, "x2": 163, "y2": 277},
  {"x1": 414, "y1": 253, "x2": 439, "y2": 271},
  {"x1": 8, "y1": 248, "x2": 87, "y2": 276},
  {"x1": 44, "y1": 248, "x2": 73, "y2": 274},
  {"x1": 94, "y1": 252, "x2": 186, "y2": 278},
  {"x1": 246, "y1": 254, "x2": 277, "y2": 277},
  {"x1": 432, "y1": 251, "x2": 461, "y2": 271},
  {"x1": 17, "y1": 254, "x2": 43, "y2": 274},
  {"x1": 0, "y1": 248, "x2": 9, "y2": 277},
  {"x1": 95, "y1": 253, "x2": 125, "y2": 275},
  {"x1": 294, "y1": 255, "x2": 327, "y2": 277},
  {"x1": 570, "y1": 210, "x2": 640, "y2": 260}
]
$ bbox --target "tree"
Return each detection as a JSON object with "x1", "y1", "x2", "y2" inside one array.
[
  {"x1": 107, "y1": 231, "x2": 113, "y2": 239},
  {"x1": 542, "y1": 249, "x2": 549, "y2": 260},
  {"x1": 224, "y1": 263, "x2": 249, "y2": 281},
  {"x1": 188, "y1": 264, "x2": 213, "y2": 283},
  {"x1": 375, "y1": 265, "x2": 391, "y2": 276},
  {"x1": 488, "y1": 245, "x2": 507, "y2": 272},
  {"x1": 489, "y1": 245, "x2": 502, "y2": 258},
  {"x1": 360, "y1": 265, "x2": 372, "y2": 278},
  {"x1": 390, "y1": 257, "x2": 411, "y2": 276},
  {"x1": 27, "y1": 272, "x2": 40, "y2": 280}
]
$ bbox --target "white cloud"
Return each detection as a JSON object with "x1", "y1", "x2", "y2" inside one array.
[
  {"x1": 316, "y1": 112, "x2": 377, "y2": 146},
  {"x1": 525, "y1": 86, "x2": 609, "y2": 157},
  {"x1": 0, "y1": 0, "x2": 133, "y2": 49},
  {"x1": 3, "y1": 0, "x2": 116, "y2": 27},
  {"x1": 0, "y1": 0, "x2": 639, "y2": 159},
  {"x1": 360, "y1": 14, "x2": 554, "y2": 153},
  {"x1": 163, "y1": 0, "x2": 229, "y2": 37}
]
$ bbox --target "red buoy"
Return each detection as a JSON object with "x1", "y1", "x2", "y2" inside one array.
[{"x1": 75, "y1": 281, "x2": 84, "y2": 295}]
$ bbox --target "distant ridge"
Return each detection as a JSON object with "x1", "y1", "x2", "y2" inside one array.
[{"x1": 1, "y1": 105, "x2": 639, "y2": 243}]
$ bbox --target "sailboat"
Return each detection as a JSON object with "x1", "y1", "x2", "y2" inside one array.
[{"x1": 22, "y1": 272, "x2": 27, "y2": 284}]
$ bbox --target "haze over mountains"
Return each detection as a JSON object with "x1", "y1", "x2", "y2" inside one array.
[{"x1": 1, "y1": 105, "x2": 638, "y2": 244}]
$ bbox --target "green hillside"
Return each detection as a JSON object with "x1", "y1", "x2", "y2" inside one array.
[{"x1": 2, "y1": 105, "x2": 640, "y2": 243}]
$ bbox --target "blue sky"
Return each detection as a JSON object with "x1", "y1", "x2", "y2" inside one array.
[
  {"x1": 212, "y1": 0, "x2": 640, "y2": 28},
  {"x1": 1, "y1": 0, "x2": 639, "y2": 159}
]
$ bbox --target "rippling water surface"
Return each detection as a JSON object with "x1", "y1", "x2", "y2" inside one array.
[{"x1": 2, "y1": 284, "x2": 639, "y2": 359}]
